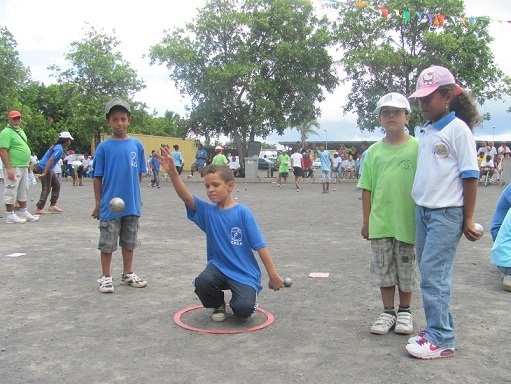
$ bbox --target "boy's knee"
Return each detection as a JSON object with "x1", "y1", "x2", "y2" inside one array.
[{"x1": 230, "y1": 300, "x2": 256, "y2": 319}]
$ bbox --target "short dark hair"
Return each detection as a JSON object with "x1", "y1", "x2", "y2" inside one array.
[{"x1": 204, "y1": 164, "x2": 234, "y2": 183}]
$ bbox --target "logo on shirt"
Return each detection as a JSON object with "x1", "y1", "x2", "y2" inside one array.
[
  {"x1": 433, "y1": 140, "x2": 451, "y2": 159},
  {"x1": 230, "y1": 227, "x2": 243, "y2": 246},
  {"x1": 399, "y1": 159, "x2": 414, "y2": 171},
  {"x1": 131, "y1": 152, "x2": 137, "y2": 167}
]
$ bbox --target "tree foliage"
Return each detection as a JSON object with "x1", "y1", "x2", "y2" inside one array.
[
  {"x1": 294, "y1": 117, "x2": 320, "y2": 146},
  {"x1": 149, "y1": 0, "x2": 337, "y2": 158},
  {"x1": 49, "y1": 25, "x2": 146, "y2": 148},
  {"x1": 331, "y1": 0, "x2": 509, "y2": 132},
  {"x1": 0, "y1": 27, "x2": 30, "y2": 115}
]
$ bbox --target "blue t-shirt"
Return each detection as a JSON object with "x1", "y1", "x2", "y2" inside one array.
[
  {"x1": 37, "y1": 143, "x2": 64, "y2": 170},
  {"x1": 490, "y1": 183, "x2": 511, "y2": 241},
  {"x1": 318, "y1": 150, "x2": 331, "y2": 171},
  {"x1": 92, "y1": 137, "x2": 147, "y2": 221},
  {"x1": 149, "y1": 156, "x2": 160, "y2": 171},
  {"x1": 187, "y1": 196, "x2": 266, "y2": 292},
  {"x1": 195, "y1": 148, "x2": 207, "y2": 166},
  {"x1": 172, "y1": 151, "x2": 183, "y2": 166}
]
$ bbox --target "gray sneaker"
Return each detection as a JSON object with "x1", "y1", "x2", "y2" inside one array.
[
  {"x1": 370, "y1": 312, "x2": 396, "y2": 335},
  {"x1": 212, "y1": 303, "x2": 227, "y2": 322}
]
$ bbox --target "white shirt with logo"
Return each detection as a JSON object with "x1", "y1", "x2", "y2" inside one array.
[{"x1": 412, "y1": 113, "x2": 478, "y2": 209}]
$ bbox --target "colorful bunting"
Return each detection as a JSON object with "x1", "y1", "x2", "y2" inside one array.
[{"x1": 314, "y1": 0, "x2": 510, "y2": 27}]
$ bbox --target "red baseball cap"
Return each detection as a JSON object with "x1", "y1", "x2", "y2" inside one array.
[{"x1": 8, "y1": 110, "x2": 21, "y2": 118}]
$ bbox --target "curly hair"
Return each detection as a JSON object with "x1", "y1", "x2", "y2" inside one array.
[
  {"x1": 204, "y1": 164, "x2": 234, "y2": 183},
  {"x1": 438, "y1": 85, "x2": 481, "y2": 131}
]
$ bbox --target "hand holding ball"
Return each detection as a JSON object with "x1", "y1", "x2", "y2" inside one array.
[
  {"x1": 109, "y1": 197, "x2": 125, "y2": 213},
  {"x1": 473, "y1": 223, "x2": 484, "y2": 236}
]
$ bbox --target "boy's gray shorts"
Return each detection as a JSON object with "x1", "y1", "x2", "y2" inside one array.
[
  {"x1": 98, "y1": 215, "x2": 140, "y2": 253},
  {"x1": 370, "y1": 237, "x2": 417, "y2": 291}
]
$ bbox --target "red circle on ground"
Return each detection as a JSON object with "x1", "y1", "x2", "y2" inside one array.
[{"x1": 174, "y1": 305, "x2": 275, "y2": 334}]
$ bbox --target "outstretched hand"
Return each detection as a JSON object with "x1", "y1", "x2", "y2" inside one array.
[{"x1": 154, "y1": 147, "x2": 176, "y2": 174}]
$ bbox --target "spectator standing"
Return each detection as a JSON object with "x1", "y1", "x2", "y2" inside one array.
[
  {"x1": 0, "y1": 110, "x2": 39, "y2": 223},
  {"x1": 33, "y1": 131, "x2": 73, "y2": 214},
  {"x1": 148, "y1": 150, "x2": 161, "y2": 188},
  {"x1": 331, "y1": 152, "x2": 343, "y2": 183},
  {"x1": 302, "y1": 152, "x2": 313, "y2": 178},
  {"x1": 290, "y1": 147, "x2": 304, "y2": 191},
  {"x1": 171, "y1": 144, "x2": 185, "y2": 175},
  {"x1": 488, "y1": 141, "x2": 497, "y2": 160},
  {"x1": 54, "y1": 158, "x2": 63, "y2": 180},
  {"x1": 498, "y1": 141, "x2": 511, "y2": 156},
  {"x1": 92, "y1": 97, "x2": 148, "y2": 294},
  {"x1": 276, "y1": 150, "x2": 290, "y2": 187},
  {"x1": 358, "y1": 92, "x2": 418, "y2": 337},
  {"x1": 64, "y1": 150, "x2": 77, "y2": 184},
  {"x1": 318, "y1": 144, "x2": 332, "y2": 193},
  {"x1": 190, "y1": 143, "x2": 207, "y2": 178},
  {"x1": 212, "y1": 146, "x2": 228, "y2": 165}
]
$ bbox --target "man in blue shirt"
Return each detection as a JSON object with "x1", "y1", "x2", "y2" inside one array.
[{"x1": 189, "y1": 143, "x2": 208, "y2": 178}]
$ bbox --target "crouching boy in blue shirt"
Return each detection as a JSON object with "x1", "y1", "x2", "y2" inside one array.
[{"x1": 157, "y1": 147, "x2": 283, "y2": 321}]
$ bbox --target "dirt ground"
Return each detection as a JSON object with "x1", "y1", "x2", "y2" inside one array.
[{"x1": 1, "y1": 175, "x2": 509, "y2": 383}]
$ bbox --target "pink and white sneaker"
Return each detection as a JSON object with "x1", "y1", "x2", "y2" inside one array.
[
  {"x1": 407, "y1": 329, "x2": 426, "y2": 344},
  {"x1": 406, "y1": 337, "x2": 455, "y2": 359}
]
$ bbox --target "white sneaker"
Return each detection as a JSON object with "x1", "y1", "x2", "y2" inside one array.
[
  {"x1": 503, "y1": 274, "x2": 511, "y2": 291},
  {"x1": 6, "y1": 213, "x2": 26, "y2": 224},
  {"x1": 395, "y1": 312, "x2": 414, "y2": 334},
  {"x1": 408, "y1": 329, "x2": 426, "y2": 344},
  {"x1": 98, "y1": 275, "x2": 114, "y2": 293},
  {"x1": 20, "y1": 211, "x2": 40, "y2": 222},
  {"x1": 370, "y1": 312, "x2": 396, "y2": 335},
  {"x1": 405, "y1": 337, "x2": 455, "y2": 359},
  {"x1": 120, "y1": 272, "x2": 147, "y2": 288}
]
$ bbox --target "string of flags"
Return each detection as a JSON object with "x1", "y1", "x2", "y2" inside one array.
[{"x1": 305, "y1": 0, "x2": 510, "y2": 27}]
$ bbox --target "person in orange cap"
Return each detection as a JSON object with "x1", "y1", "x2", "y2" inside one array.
[{"x1": 0, "y1": 110, "x2": 39, "y2": 223}]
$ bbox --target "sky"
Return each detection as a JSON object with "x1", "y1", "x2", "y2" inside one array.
[{"x1": 1, "y1": 0, "x2": 510, "y2": 146}]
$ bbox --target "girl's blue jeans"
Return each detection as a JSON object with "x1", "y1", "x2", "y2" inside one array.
[{"x1": 416, "y1": 205, "x2": 463, "y2": 349}]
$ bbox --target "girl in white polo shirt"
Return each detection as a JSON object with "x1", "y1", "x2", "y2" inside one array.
[{"x1": 405, "y1": 65, "x2": 482, "y2": 360}]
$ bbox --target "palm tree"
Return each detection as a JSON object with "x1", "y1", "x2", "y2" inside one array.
[{"x1": 295, "y1": 118, "x2": 320, "y2": 148}]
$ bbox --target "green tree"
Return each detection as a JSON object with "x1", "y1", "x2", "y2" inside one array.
[
  {"x1": 149, "y1": 0, "x2": 337, "y2": 159},
  {"x1": 331, "y1": 0, "x2": 508, "y2": 132},
  {"x1": 0, "y1": 27, "x2": 30, "y2": 115},
  {"x1": 49, "y1": 25, "x2": 146, "y2": 148},
  {"x1": 294, "y1": 117, "x2": 320, "y2": 147}
]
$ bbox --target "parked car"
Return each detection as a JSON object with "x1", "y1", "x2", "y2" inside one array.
[
  {"x1": 258, "y1": 157, "x2": 274, "y2": 170},
  {"x1": 312, "y1": 158, "x2": 322, "y2": 169}
]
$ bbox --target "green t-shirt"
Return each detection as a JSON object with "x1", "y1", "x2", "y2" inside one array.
[
  {"x1": 211, "y1": 153, "x2": 228, "y2": 165},
  {"x1": 357, "y1": 137, "x2": 418, "y2": 244},
  {"x1": 278, "y1": 154, "x2": 290, "y2": 173},
  {"x1": 0, "y1": 126, "x2": 31, "y2": 167}
]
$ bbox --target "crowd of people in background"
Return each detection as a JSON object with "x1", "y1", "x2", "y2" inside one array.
[{"x1": 476, "y1": 140, "x2": 511, "y2": 183}]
